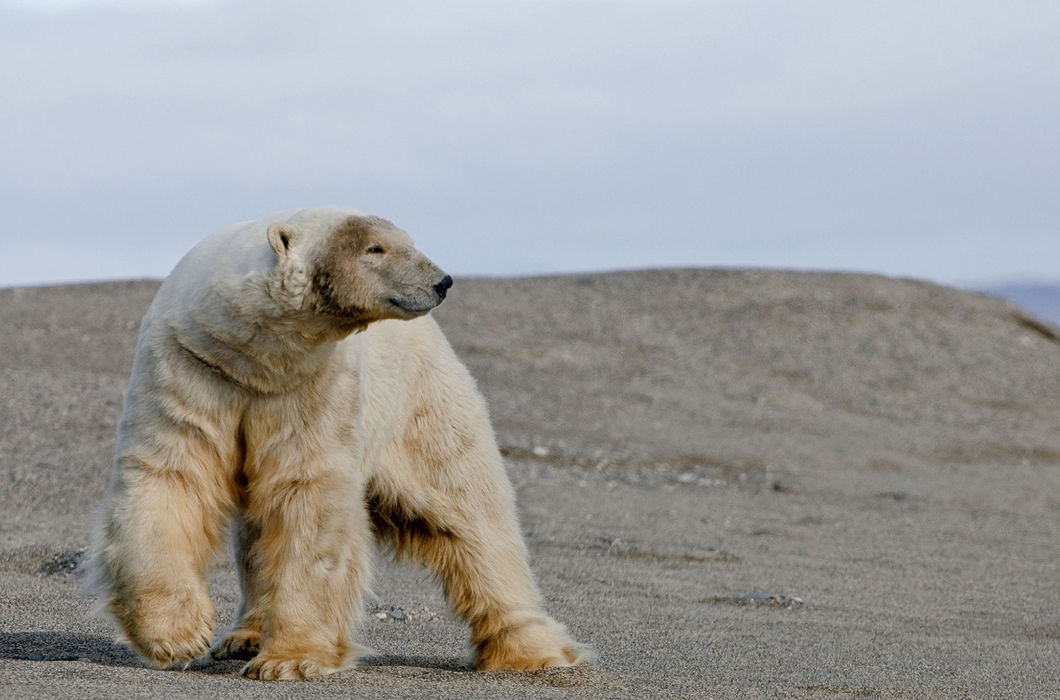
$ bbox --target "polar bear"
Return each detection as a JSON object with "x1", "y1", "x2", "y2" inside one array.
[{"x1": 90, "y1": 207, "x2": 587, "y2": 680}]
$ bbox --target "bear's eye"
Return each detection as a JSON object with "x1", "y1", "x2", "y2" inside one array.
[{"x1": 366, "y1": 245, "x2": 385, "y2": 254}]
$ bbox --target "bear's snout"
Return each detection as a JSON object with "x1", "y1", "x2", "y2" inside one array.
[{"x1": 435, "y1": 275, "x2": 453, "y2": 301}]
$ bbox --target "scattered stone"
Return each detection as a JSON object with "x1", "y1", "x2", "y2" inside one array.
[
  {"x1": 372, "y1": 603, "x2": 416, "y2": 622},
  {"x1": 589, "y1": 538, "x2": 740, "y2": 564},
  {"x1": 736, "y1": 592, "x2": 804, "y2": 608},
  {"x1": 706, "y1": 592, "x2": 805, "y2": 608},
  {"x1": 769, "y1": 475, "x2": 798, "y2": 493},
  {"x1": 39, "y1": 549, "x2": 86, "y2": 577},
  {"x1": 531, "y1": 445, "x2": 551, "y2": 458},
  {"x1": 702, "y1": 547, "x2": 742, "y2": 563}
]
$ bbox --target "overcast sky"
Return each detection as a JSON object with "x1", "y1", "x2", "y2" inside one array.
[{"x1": 1, "y1": 1, "x2": 1057, "y2": 287}]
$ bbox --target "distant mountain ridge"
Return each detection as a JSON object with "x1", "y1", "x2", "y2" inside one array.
[{"x1": 979, "y1": 283, "x2": 1060, "y2": 328}]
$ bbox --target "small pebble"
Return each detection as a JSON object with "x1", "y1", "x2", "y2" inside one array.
[{"x1": 736, "y1": 592, "x2": 804, "y2": 608}]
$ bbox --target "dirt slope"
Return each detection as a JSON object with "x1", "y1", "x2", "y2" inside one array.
[{"x1": 1, "y1": 270, "x2": 1058, "y2": 698}]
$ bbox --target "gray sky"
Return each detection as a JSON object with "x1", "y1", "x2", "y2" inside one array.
[{"x1": 1, "y1": 0, "x2": 1057, "y2": 287}]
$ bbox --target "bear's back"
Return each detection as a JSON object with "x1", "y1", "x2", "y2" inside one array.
[{"x1": 146, "y1": 207, "x2": 370, "y2": 324}]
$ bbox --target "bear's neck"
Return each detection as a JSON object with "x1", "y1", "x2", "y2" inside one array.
[{"x1": 170, "y1": 282, "x2": 363, "y2": 395}]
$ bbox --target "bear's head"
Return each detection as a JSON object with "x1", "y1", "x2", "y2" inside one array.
[{"x1": 264, "y1": 212, "x2": 452, "y2": 331}]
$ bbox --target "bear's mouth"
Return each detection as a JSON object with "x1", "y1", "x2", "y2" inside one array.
[{"x1": 388, "y1": 297, "x2": 436, "y2": 315}]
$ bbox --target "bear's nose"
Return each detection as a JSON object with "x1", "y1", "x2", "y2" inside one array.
[{"x1": 434, "y1": 275, "x2": 453, "y2": 300}]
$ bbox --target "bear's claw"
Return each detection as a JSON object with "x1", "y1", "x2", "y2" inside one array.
[
  {"x1": 139, "y1": 630, "x2": 213, "y2": 669},
  {"x1": 211, "y1": 628, "x2": 261, "y2": 660},
  {"x1": 241, "y1": 654, "x2": 335, "y2": 681}
]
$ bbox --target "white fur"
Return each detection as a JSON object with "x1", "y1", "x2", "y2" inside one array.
[{"x1": 91, "y1": 207, "x2": 588, "y2": 680}]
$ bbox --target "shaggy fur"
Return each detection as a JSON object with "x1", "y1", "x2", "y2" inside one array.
[{"x1": 90, "y1": 207, "x2": 588, "y2": 680}]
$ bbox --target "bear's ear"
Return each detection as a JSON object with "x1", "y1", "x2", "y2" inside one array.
[{"x1": 267, "y1": 223, "x2": 298, "y2": 263}]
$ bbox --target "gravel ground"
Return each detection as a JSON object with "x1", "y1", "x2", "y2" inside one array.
[{"x1": 1, "y1": 270, "x2": 1058, "y2": 698}]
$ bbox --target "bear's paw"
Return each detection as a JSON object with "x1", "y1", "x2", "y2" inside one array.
[{"x1": 474, "y1": 616, "x2": 592, "y2": 671}]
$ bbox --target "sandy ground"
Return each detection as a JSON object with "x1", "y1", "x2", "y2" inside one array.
[{"x1": 1, "y1": 269, "x2": 1058, "y2": 698}]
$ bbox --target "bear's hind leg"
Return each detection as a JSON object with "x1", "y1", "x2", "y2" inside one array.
[
  {"x1": 368, "y1": 444, "x2": 589, "y2": 670},
  {"x1": 211, "y1": 515, "x2": 264, "y2": 661}
]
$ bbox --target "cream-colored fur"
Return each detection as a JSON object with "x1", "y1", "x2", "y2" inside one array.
[{"x1": 90, "y1": 207, "x2": 588, "y2": 680}]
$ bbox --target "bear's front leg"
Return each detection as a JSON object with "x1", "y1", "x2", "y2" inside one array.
[
  {"x1": 95, "y1": 449, "x2": 237, "y2": 669},
  {"x1": 238, "y1": 437, "x2": 372, "y2": 681}
]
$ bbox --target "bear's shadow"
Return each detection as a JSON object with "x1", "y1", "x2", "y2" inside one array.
[
  {"x1": 0, "y1": 630, "x2": 141, "y2": 667},
  {"x1": 360, "y1": 653, "x2": 470, "y2": 672},
  {"x1": 0, "y1": 630, "x2": 468, "y2": 675}
]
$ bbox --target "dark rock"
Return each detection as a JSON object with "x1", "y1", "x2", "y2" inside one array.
[
  {"x1": 735, "y1": 592, "x2": 805, "y2": 608},
  {"x1": 39, "y1": 549, "x2": 86, "y2": 577}
]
